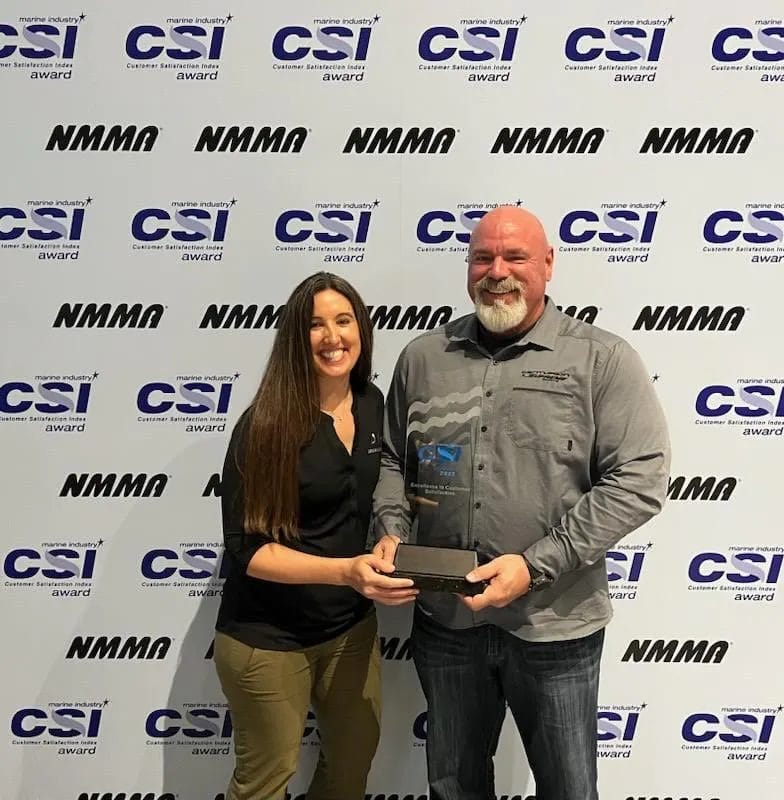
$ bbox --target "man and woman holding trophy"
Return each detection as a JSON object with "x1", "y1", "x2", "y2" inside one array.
[{"x1": 213, "y1": 205, "x2": 671, "y2": 800}]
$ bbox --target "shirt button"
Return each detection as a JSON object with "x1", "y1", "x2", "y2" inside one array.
[
  {"x1": 485, "y1": 390, "x2": 492, "y2": 397},
  {"x1": 480, "y1": 425, "x2": 488, "y2": 433},
  {"x1": 477, "y1": 464, "x2": 484, "y2": 471},
  {"x1": 492, "y1": 359, "x2": 499, "y2": 365},
  {"x1": 474, "y1": 501, "x2": 482, "y2": 509}
]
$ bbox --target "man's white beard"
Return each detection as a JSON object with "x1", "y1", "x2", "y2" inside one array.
[{"x1": 474, "y1": 281, "x2": 528, "y2": 334}]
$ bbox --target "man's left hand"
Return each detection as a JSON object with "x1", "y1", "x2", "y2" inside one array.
[{"x1": 461, "y1": 554, "x2": 531, "y2": 612}]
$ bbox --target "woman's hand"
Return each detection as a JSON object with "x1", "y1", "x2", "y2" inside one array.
[{"x1": 343, "y1": 554, "x2": 418, "y2": 606}]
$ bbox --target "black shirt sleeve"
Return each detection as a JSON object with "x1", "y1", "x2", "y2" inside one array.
[{"x1": 221, "y1": 411, "x2": 273, "y2": 574}]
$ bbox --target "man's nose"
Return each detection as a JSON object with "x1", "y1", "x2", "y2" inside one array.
[{"x1": 486, "y1": 256, "x2": 511, "y2": 281}]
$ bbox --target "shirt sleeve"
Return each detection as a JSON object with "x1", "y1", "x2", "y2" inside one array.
[
  {"x1": 523, "y1": 340, "x2": 671, "y2": 581},
  {"x1": 372, "y1": 351, "x2": 413, "y2": 542},
  {"x1": 221, "y1": 411, "x2": 273, "y2": 574}
]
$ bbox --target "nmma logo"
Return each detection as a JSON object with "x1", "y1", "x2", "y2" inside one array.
[
  {"x1": 557, "y1": 304, "x2": 599, "y2": 323},
  {"x1": 194, "y1": 126, "x2": 307, "y2": 153},
  {"x1": 667, "y1": 476, "x2": 736, "y2": 502},
  {"x1": 491, "y1": 127, "x2": 604, "y2": 154},
  {"x1": 633, "y1": 306, "x2": 744, "y2": 331},
  {"x1": 60, "y1": 473, "x2": 169, "y2": 498},
  {"x1": 622, "y1": 639, "x2": 729, "y2": 664},
  {"x1": 46, "y1": 125, "x2": 159, "y2": 152},
  {"x1": 379, "y1": 636, "x2": 412, "y2": 661},
  {"x1": 54, "y1": 303, "x2": 164, "y2": 329},
  {"x1": 67, "y1": 636, "x2": 171, "y2": 660},
  {"x1": 77, "y1": 794, "x2": 175, "y2": 800},
  {"x1": 200, "y1": 304, "x2": 284, "y2": 329},
  {"x1": 343, "y1": 127, "x2": 456, "y2": 154},
  {"x1": 203, "y1": 473, "x2": 221, "y2": 497},
  {"x1": 640, "y1": 127, "x2": 754, "y2": 154},
  {"x1": 367, "y1": 305, "x2": 452, "y2": 330}
]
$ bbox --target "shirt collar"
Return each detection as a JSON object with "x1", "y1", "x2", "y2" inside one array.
[{"x1": 446, "y1": 296, "x2": 560, "y2": 353}]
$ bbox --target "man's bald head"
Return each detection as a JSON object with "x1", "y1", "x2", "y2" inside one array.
[{"x1": 470, "y1": 206, "x2": 550, "y2": 252}]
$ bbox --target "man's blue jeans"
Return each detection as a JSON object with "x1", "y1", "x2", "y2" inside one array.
[{"x1": 411, "y1": 609, "x2": 604, "y2": 800}]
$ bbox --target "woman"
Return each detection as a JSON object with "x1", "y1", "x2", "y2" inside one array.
[{"x1": 214, "y1": 272, "x2": 417, "y2": 800}]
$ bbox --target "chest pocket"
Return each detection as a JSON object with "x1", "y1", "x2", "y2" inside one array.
[{"x1": 502, "y1": 380, "x2": 573, "y2": 452}]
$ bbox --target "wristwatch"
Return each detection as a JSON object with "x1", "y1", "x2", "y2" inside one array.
[{"x1": 522, "y1": 555, "x2": 553, "y2": 593}]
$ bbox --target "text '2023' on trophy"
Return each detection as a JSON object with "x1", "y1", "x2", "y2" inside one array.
[{"x1": 396, "y1": 429, "x2": 484, "y2": 596}]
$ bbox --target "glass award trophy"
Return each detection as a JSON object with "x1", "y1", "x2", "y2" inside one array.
[{"x1": 396, "y1": 424, "x2": 483, "y2": 595}]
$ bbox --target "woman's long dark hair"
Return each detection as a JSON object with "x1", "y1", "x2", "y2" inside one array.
[{"x1": 240, "y1": 272, "x2": 373, "y2": 540}]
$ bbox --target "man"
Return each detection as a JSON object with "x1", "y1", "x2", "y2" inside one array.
[{"x1": 373, "y1": 206, "x2": 670, "y2": 800}]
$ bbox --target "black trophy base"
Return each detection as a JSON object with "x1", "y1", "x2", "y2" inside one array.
[{"x1": 393, "y1": 543, "x2": 485, "y2": 596}]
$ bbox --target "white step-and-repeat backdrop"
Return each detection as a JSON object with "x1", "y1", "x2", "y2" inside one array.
[{"x1": 2, "y1": 2, "x2": 782, "y2": 799}]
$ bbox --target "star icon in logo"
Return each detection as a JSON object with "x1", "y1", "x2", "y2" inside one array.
[{"x1": 372, "y1": 15, "x2": 381, "y2": 24}]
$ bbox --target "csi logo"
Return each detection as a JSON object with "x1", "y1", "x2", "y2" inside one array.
[
  {"x1": 11, "y1": 707, "x2": 102, "y2": 738},
  {"x1": 416, "y1": 209, "x2": 487, "y2": 244},
  {"x1": 598, "y1": 709, "x2": 640, "y2": 742},
  {"x1": 145, "y1": 708, "x2": 232, "y2": 738},
  {"x1": 682, "y1": 712, "x2": 776, "y2": 743},
  {"x1": 136, "y1": 381, "x2": 233, "y2": 414},
  {"x1": 688, "y1": 552, "x2": 783, "y2": 585},
  {"x1": 141, "y1": 548, "x2": 229, "y2": 580},
  {"x1": 703, "y1": 209, "x2": 784, "y2": 244},
  {"x1": 272, "y1": 24, "x2": 373, "y2": 61},
  {"x1": 695, "y1": 384, "x2": 784, "y2": 418},
  {"x1": 131, "y1": 208, "x2": 230, "y2": 242},
  {"x1": 606, "y1": 550, "x2": 646, "y2": 582},
  {"x1": 559, "y1": 208, "x2": 659, "y2": 244},
  {"x1": 4, "y1": 546, "x2": 98, "y2": 580},
  {"x1": 126, "y1": 24, "x2": 226, "y2": 60},
  {"x1": 712, "y1": 27, "x2": 784, "y2": 62},
  {"x1": 565, "y1": 26, "x2": 666, "y2": 62},
  {"x1": 418, "y1": 24, "x2": 520, "y2": 62},
  {"x1": 0, "y1": 206, "x2": 85, "y2": 241},
  {"x1": 275, "y1": 209, "x2": 373, "y2": 243},
  {"x1": 0, "y1": 380, "x2": 92, "y2": 414},
  {"x1": 0, "y1": 22, "x2": 78, "y2": 59}
]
